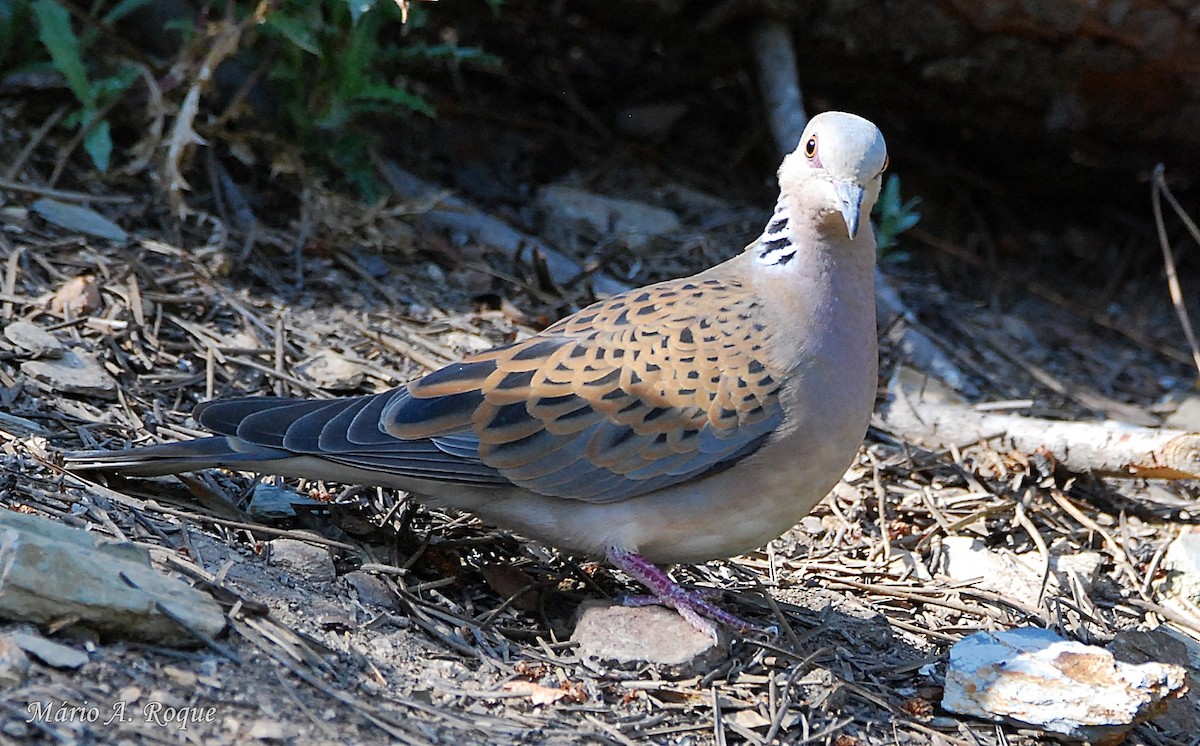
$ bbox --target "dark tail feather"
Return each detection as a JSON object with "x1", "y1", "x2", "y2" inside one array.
[{"x1": 64, "y1": 437, "x2": 291, "y2": 477}]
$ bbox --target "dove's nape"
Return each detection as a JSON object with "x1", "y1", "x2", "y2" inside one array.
[{"x1": 67, "y1": 112, "x2": 887, "y2": 638}]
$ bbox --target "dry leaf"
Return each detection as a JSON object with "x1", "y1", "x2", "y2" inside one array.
[
  {"x1": 51, "y1": 275, "x2": 103, "y2": 316},
  {"x1": 479, "y1": 563, "x2": 540, "y2": 612}
]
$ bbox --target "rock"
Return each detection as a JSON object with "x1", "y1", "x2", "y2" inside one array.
[
  {"x1": 1162, "y1": 530, "x2": 1200, "y2": 603},
  {"x1": 1108, "y1": 628, "x2": 1200, "y2": 737},
  {"x1": 1165, "y1": 395, "x2": 1200, "y2": 431},
  {"x1": 940, "y1": 535, "x2": 1103, "y2": 599},
  {"x1": 267, "y1": 538, "x2": 336, "y2": 583},
  {"x1": 572, "y1": 601, "x2": 725, "y2": 670},
  {"x1": 3, "y1": 321, "x2": 63, "y2": 358},
  {"x1": 536, "y1": 185, "x2": 681, "y2": 253},
  {"x1": 0, "y1": 634, "x2": 31, "y2": 687},
  {"x1": 21, "y1": 350, "x2": 116, "y2": 398},
  {"x1": 8, "y1": 631, "x2": 88, "y2": 670},
  {"x1": 294, "y1": 350, "x2": 364, "y2": 391},
  {"x1": 31, "y1": 199, "x2": 128, "y2": 242},
  {"x1": 248, "y1": 718, "x2": 288, "y2": 740},
  {"x1": 343, "y1": 571, "x2": 395, "y2": 608},
  {"x1": 0, "y1": 510, "x2": 225, "y2": 645},
  {"x1": 246, "y1": 483, "x2": 327, "y2": 521},
  {"x1": 943, "y1": 627, "x2": 1188, "y2": 743}
]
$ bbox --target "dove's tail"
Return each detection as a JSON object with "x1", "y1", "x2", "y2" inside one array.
[{"x1": 64, "y1": 436, "x2": 292, "y2": 477}]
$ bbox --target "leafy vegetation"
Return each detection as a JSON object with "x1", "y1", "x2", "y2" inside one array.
[
  {"x1": 5, "y1": 0, "x2": 498, "y2": 192},
  {"x1": 873, "y1": 174, "x2": 921, "y2": 260},
  {"x1": 26, "y1": 0, "x2": 146, "y2": 172}
]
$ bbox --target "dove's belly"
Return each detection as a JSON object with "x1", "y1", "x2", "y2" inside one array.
[{"x1": 449, "y1": 341, "x2": 877, "y2": 565}]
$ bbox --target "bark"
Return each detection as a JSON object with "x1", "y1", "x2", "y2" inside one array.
[{"x1": 879, "y1": 366, "x2": 1200, "y2": 479}]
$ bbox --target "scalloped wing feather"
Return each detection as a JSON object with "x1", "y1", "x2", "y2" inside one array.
[{"x1": 380, "y1": 275, "x2": 786, "y2": 503}]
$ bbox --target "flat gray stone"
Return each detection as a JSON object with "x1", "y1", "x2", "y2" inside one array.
[
  {"x1": 4, "y1": 321, "x2": 63, "y2": 358},
  {"x1": 940, "y1": 535, "x2": 1103, "y2": 598},
  {"x1": 268, "y1": 538, "x2": 336, "y2": 583},
  {"x1": 21, "y1": 350, "x2": 115, "y2": 398},
  {"x1": 1163, "y1": 530, "x2": 1200, "y2": 603},
  {"x1": 9, "y1": 631, "x2": 88, "y2": 670},
  {"x1": 343, "y1": 571, "x2": 395, "y2": 608},
  {"x1": 0, "y1": 510, "x2": 225, "y2": 645},
  {"x1": 246, "y1": 483, "x2": 326, "y2": 521},
  {"x1": 572, "y1": 601, "x2": 725, "y2": 669}
]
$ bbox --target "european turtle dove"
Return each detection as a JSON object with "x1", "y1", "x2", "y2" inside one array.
[{"x1": 68, "y1": 111, "x2": 889, "y2": 636}]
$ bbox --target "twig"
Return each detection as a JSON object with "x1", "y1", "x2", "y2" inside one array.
[
  {"x1": 3, "y1": 105, "x2": 68, "y2": 181},
  {"x1": 1150, "y1": 165, "x2": 1200, "y2": 379},
  {"x1": 0, "y1": 179, "x2": 135, "y2": 205},
  {"x1": 879, "y1": 366, "x2": 1200, "y2": 479},
  {"x1": 752, "y1": 19, "x2": 807, "y2": 154}
]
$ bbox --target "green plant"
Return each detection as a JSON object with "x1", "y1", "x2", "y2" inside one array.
[
  {"x1": 873, "y1": 173, "x2": 921, "y2": 260},
  {"x1": 262, "y1": 0, "x2": 503, "y2": 195},
  {"x1": 30, "y1": 0, "x2": 149, "y2": 172}
]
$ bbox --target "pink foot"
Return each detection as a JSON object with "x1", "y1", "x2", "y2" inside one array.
[{"x1": 606, "y1": 547, "x2": 764, "y2": 639}]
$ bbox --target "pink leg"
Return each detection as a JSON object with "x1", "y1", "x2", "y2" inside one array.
[
  {"x1": 606, "y1": 546, "x2": 762, "y2": 639},
  {"x1": 619, "y1": 587, "x2": 724, "y2": 607}
]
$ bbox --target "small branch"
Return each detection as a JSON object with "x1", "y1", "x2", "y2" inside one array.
[
  {"x1": 1150, "y1": 165, "x2": 1200, "y2": 380},
  {"x1": 752, "y1": 19, "x2": 807, "y2": 154},
  {"x1": 878, "y1": 367, "x2": 1200, "y2": 480}
]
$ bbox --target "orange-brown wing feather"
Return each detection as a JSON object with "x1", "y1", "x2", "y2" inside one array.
[{"x1": 381, "y1": 276, "x2": 785, "y2": 503}]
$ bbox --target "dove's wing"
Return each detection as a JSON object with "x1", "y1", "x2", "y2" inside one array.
[{"x1": 201, "y1": 273, "x2": 786, "y2": 503}]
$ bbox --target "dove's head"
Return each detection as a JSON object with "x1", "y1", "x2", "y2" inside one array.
[{"x1": 779, "y1": 111, "x2": 888, "y2": 241}]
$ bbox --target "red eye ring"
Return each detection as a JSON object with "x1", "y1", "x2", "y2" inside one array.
[{"x1": 881, "y1": 155, "x2": 890, "y2": 174}]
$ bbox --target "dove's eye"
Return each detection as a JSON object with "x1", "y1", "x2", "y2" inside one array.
[
  {"x1": 880, "y1": 155, "x2": 890, "y2": 174},
  {"x1": 804, "y1": 136, "x2": 818, "y2": 159}
]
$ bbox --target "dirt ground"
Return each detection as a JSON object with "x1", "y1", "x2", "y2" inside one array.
[{"x1": 3, "y1": 9, "x2": 1200, "y2": 744}]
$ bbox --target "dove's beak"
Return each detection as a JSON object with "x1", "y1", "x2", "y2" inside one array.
[{"x1": 833, "y1": 182, "x2": 865, "y2": 239}]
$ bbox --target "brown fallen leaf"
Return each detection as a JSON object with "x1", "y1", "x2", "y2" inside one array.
[
  {"x1": 479, "y1": 562, "x2": 540, "y2": 612},
  {"x1": 51, "y1": 275, "x2": 103, "y2": 316}
]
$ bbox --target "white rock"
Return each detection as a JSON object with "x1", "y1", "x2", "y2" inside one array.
[
  {"x1": 1164, "y1": 395, "x2": 1200, "y2": 431},
  {"x1": 943, "y1": 627, "x2": 1187, "y2": 742},
  {"x1": 1163, "y1": 530, "x2": 1200, "y2": 603},
  {"x1": 248, "y1": 718, "x2": 288, "y2": 740},
  {"x1": 940, "y1": 536, "x2": 1103, "y2": 599}
]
